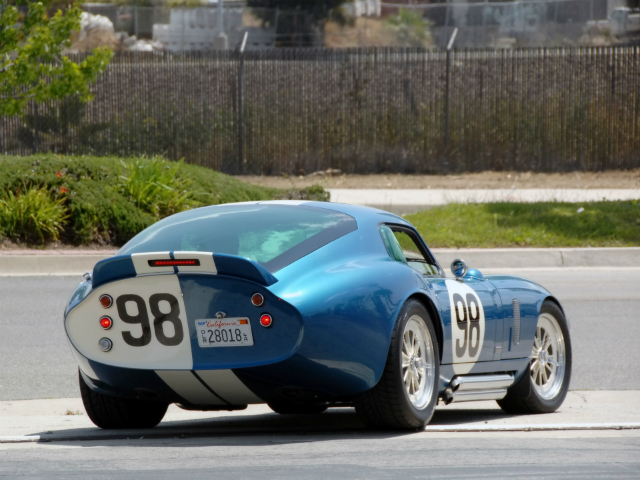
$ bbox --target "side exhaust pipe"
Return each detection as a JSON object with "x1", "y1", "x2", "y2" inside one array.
[
  {"x1": 442, "y1": 387, "x2": 454, "y2": 405},
  {"x1": 444, "y1": 373, "x2": 515, "y2": 404}
]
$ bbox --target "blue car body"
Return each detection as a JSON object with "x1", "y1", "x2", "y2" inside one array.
[{"x1": 64, "y1": 201, "x2": 563, "y2": 409}]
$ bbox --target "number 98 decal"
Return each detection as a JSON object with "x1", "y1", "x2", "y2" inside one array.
[
  {"x1": 116, "y1": 294, "x2": 185, "y2": 347},
  {"x1": 445, "y1": 280, "x2": 485, "y2": 365}
]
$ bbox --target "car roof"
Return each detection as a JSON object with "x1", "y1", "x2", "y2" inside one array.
[{"x1": 253, "y1": 200, "x2": 414, "y2": 229}]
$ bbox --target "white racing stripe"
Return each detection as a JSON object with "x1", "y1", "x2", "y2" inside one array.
[
  {"x1": 174, "y1": 251, "x2": 217, "y2": 274},
  {"x1": 155, "y1": 370, "x2": 227, "y2": 406},
  {"x1": 131, "y1": 252, "x2": 173, "y2": 275},
  {"x1": 195, "y1": 370, "x2": 263, "y2": 405}
]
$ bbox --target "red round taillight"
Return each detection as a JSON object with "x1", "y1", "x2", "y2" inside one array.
[
  {"x1": 259, "y1": 314, "x2": 272, "y2": 328},
  {"x1": 251, "y1": 293, "x2": 264, "y2": 307},
  {"x1": 99, "y1": 295, "x2": 113, "y2": 309},
  {"x1": 100, "y1": 316, "x2": 113, "y2": 330}
]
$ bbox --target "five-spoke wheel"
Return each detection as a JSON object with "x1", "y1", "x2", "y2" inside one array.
[
  {"x1": 531, "y1": 312, "x2": 566, "y2": 401},
  {"x1": 401, "y1": 315, "x2": 436, "y2": 410}
]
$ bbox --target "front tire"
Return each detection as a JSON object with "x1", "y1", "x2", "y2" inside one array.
[
  {"x1": 355, "y1": 300, "x2": 440, "y2": 430},
  {"x1": 79, "y1": 371, "x2": 169, "y2": 429},
  {"x1": 498, "y1": 300, "x2": 572, "y2": 414}
]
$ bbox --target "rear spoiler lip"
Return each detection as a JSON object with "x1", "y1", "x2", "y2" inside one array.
[{"x1": 92, "y1": 252, "x2": 279, "y2": 289}]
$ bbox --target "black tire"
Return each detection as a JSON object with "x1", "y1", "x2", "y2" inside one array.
[
  {"x1": 267, "y1": 402, "x2": 328, "y2": 415},
  {"x1": 79, "y1": 370, "x2": 169, "y2": 429},
  {"x1": 355, "y1": 299, "x2": 440, "y2": 430},
  {"x1": 497, "y1": 300, "x2": 572, "y2": 414}
]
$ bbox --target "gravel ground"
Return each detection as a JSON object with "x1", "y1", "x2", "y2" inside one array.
[{"x1": 236, "y1": 170, "x2": 640, "y2": 190}]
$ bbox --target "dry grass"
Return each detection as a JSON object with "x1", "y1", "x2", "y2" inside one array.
[
  {"x1": 236, "y1": 170, "x2": 640, "y2": 190},
  {"x1": 66, "y1": 29, "x2": 127, "y2": 54},
  {"x1": 325, "y1": 18, "x2": 403, "y2": 48}
]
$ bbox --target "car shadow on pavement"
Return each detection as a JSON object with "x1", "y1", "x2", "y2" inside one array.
[
  {"x1": 30, "y1": 405, "x2": 521, "y2": 447},
  {"x1": 430, "y1": 407, "x2": 518, "y2": 425}
]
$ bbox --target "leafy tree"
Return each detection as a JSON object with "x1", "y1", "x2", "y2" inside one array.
[
  {"x1": 87, "y1": 0, "x2": 203, "y2": 6},
  {"x1": 247, "y1": 0, "x2": 349, "y2": 46},
  {"x1": 386, "y1": 8, "x2": 431, "y2": 48},
  {"x1": 0, "y1": 0, "x2": 113, "y2": 117}
]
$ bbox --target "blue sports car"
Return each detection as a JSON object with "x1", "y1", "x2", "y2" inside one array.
[{"x1": 64, "y1": 201, "x2": 572, "y2": 430}]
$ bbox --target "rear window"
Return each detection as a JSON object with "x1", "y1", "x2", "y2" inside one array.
[{"x1": 117, "y1": 204, "x2": 357, "y2": 272}]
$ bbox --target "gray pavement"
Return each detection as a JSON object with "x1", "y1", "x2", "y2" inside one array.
[
  {"x1": 2, "y1": 391, "x2": 640, "y2": 441},
  {"x1": 1, "y1": 396, "x2": 639, "y2": 479},
  {"x1": 0, "y1": 276, "x2": 81, "y2": 401},
  {"x1": 2, "y1": 430, "x2": 638, "y2": 480}
]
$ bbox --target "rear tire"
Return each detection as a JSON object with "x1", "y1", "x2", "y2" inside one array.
[
  {"x1": 79, "y1": 370, "x2": 169, "y2": 429},
  {"x1": 497, "y1": 301, "x2": 572, "y2": 414},
  {"x1": 268, "y1": 402, "x2": 328, "y2": 415},
  {"x1": 355, "y1": 300, "x2": 440, "y2": 430}
]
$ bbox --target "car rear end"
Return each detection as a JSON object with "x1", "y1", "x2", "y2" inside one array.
[
  {"x1": 64, "y1": 202, "x2": 358, "y2": 411},
  {"x1": 65, "y1": 250, "x2": 306, "y2": 408}
]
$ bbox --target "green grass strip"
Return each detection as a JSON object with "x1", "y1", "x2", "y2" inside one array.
[{"x1": 405, "y1": 202, "x2": 640, "y2": 248}]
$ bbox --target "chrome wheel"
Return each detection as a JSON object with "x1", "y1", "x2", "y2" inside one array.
[
  {"x1": 401, "y1": 315, "x2": 436, "y2": 409},
  {"x1": 531, "y1": 313, "x2": 566, "y2": 400}
]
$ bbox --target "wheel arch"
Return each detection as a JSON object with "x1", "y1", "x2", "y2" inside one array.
[
  {"x1": 406, "y1": 292, "x2": 444, "y2": 363},
  {"x1": 543, "y1": 295, "x2": 570, "y2": 331}
]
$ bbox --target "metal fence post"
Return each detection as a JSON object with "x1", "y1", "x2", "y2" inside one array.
[
  {"x1": 444, "y1": 49, "x2": 450, "y2": 173},
  {"x1": 32, "y1": 102, "x2": 39, "y2": 154},
  {"x1": 237, "y1": 33, "x2": 248, "y2": 174},
  {"x1": 443, "y1": 28, "x2": 457, "y2": 173},
  {"x1": 238, "y1": 56, "x2": 244, "y2": 174}
]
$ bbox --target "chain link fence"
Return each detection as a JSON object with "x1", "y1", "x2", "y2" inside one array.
[{"x1": 3, "y1": 46, "x2": 640, "y2": 174}]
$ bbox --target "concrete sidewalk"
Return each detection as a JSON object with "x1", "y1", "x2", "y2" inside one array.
[
  {"x1": 1, "y1": 391, "x2": 638, "y2": 443},
  {"x1": 328, "y1": 188, "x2": 640, "y2": 215},
  {"x1": 1, "y1": 247, "x2": 639, "y2": 276}
]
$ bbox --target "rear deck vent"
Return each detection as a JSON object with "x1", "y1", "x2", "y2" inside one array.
[{"x1": 512, "y1": 299, "x2": 521, "y2": 345}]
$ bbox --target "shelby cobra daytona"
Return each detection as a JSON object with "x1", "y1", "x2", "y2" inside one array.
[{"x1": 64, "y1": 201, "x2": 572, "y2": 430}]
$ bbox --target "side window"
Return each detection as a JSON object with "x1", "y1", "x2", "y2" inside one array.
[
  {"x1": 379, "y1": 225, "x2": 440, "y2": 276},
  {"x1": 380, "y1": 225, "x2": 407, "y2": 263}
]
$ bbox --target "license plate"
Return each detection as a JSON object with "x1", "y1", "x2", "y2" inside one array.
[{"x1": 195, "y1": 318, "x2": 254, "y2": 348}]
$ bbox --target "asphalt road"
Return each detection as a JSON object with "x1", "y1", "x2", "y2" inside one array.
[
  {"x1": 2, "y1": 269, "x2": 640, "y2": 479},
  {"x1": 1, "y1": 268, "x2": 639, "y2": 401},
  {"x1": 1, "y1": 428, "x2": 639, "y2": 479}
]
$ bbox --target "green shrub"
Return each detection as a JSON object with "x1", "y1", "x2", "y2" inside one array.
[
  {"x1": 0, "y1": 185, "x2": 69, "y2": 244},
  {"x1": 118, "y1": 157, "x2": 198, "y2": 219},
  {"x1": 273, "y1": 184, "x2": 331, "y2": 202},
  {"x1": 0, "y1": 154, "x2": 329, "y2": 246}
]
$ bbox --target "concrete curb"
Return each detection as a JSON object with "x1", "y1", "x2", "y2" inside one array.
[
  {"x1": 0, "y1": 254, "x2": 112, "y2": 276},
  {"x1": 431, "y1": 247, "x2": 640, "y2": 270},
  {"x1": 1, "y1": 248, "x2": 639, "y2": 275},
  {"x1": 2, "y1": 422, "x2": 639, "y2": 443}
]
